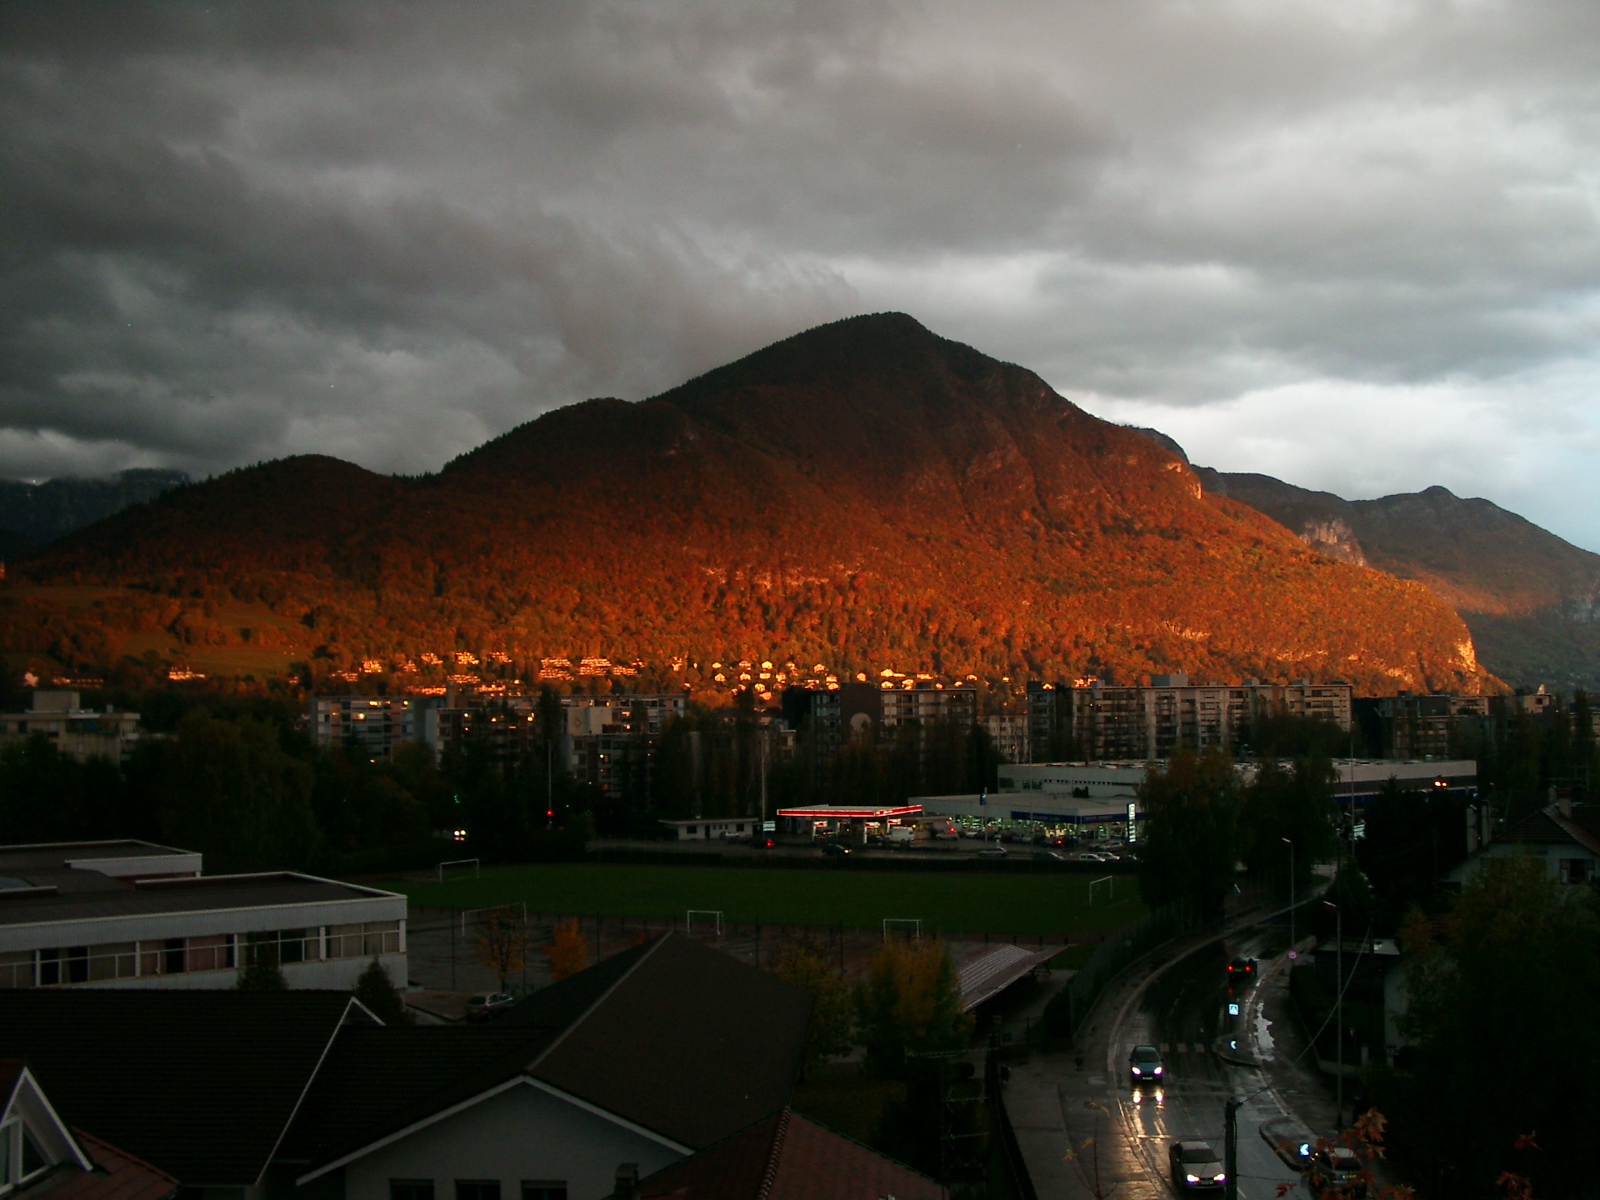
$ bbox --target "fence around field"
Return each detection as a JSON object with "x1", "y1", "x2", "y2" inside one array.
[{"x1": 585, "y1": 842, "x2": 1136, "y2": 875}]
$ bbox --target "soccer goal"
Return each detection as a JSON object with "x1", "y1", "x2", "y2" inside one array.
[
  {"x1": 437, "y1": 857, "x2": 480, "y2": 884},
  {"x1": 1088, "y1": 876, "x2": 1115, "y2": 907},
  {"x1": 882, "y1": 918, "x2": 923, "y2": 942},
  {"x1": 686, "y1": 909, "x2": 724, "y2": 943}
]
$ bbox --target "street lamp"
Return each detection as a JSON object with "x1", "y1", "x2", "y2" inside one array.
[{"x1": 1282, "y1": 837, "x2": 1295, "y2": 954}]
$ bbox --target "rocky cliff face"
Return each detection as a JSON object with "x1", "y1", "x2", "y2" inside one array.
[{"x1": 1155, "y1": 448, "x2": 1600, "y2": 691}]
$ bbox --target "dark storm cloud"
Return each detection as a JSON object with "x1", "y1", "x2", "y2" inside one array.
[{"x1": 2, "y1": 0, "x2": 1599, "y2": 544}]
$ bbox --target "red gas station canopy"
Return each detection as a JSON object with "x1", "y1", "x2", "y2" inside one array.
[{"x1": 775, "y1": 805, "x2": 923, "y2": 820}]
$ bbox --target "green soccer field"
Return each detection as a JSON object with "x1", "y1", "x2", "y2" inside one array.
[{"x1": 385, "y1": 862, "x2": 1144, "y2": 937}]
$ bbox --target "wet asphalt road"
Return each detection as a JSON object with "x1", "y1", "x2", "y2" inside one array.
[
  {"x1": 1012, "y1": 909, "x2": 1322, "y2": 1199},
  {"x1": 1111, "y1": 923, "x2": 1303, "y2": 1199}
]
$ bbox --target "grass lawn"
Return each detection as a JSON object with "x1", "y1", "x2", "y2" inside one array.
[{"x1": 386, "y1": 862, "x2": 1144, "y2": 936}]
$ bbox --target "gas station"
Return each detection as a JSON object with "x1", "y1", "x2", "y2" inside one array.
[{"x1": 774, "y1": 803, "x2": 924, "y2": 845}]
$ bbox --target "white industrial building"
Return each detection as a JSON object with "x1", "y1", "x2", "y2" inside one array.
[{"x1": 0, "y1": 840, "x2": 407, "y2": 991}]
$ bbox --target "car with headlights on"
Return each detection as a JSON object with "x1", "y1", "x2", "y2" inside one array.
[
  {"x1": 1128, "y1": 1044, "x2": 1164, "y2": 1085},
  {"x1": 1169, "y1": 1141, "x2": 1226, "y2": 1191}
]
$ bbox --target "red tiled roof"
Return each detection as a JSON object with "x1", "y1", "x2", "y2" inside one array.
[
  {"x1": 42, "y1": 1131, "x2": 179, "y2": 1200},
  {"x1": 640, "y1": 1108, "x2": 945, "y2": 1200}
]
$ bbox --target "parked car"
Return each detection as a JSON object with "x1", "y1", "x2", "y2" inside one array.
[
  {"x1": 465, "y1": 991, "x2": 515, "y2": 1022},
  {"x1": 1032, "y1": 850, "x2": 1066, "y2": 863},
  {"x1": 977, "y1": 846, "x2": 1008, "y2": 859},
  {"x1": 821, "y1": 842, "x2": 851, "y2": 858},
  {"x1": 1128, "y1": 1044, "x2": 1164, "y2": 1084},
  {"x1": 1076, "y1": 851, "x2": 1106, "y2": 862},
  {"x1": 1169, "y1": 1141, "x2": 1226, "y2": 1191}
]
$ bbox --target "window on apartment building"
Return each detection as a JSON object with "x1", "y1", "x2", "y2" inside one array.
[
  {"x1": 390, "y1": 1181, "x2": 434, "y2": 1200},
  {"x1": 522, "y1": 1183, "x2": 567, "y2": 1200},
  {"x1": 163, "y1": 938, "x2": 186, "y2": 975},
  {"x1": 455, "y1": 1181, "x2": 500, "y2": 1200},
  {"x1": 1560, "y1": 859, "x2": 1592, "y2": 885}
]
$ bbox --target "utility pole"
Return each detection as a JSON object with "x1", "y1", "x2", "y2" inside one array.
[
  {"x1": 1283, "y1": 836, "x2": 1295, "y2": 953},
  {"x1": 1335, "y1": 828, "x2": 1344, "y2": 1130},
  {"x1": 1224, "y1": 1097, "x2": 1242, "y2": 1200}
]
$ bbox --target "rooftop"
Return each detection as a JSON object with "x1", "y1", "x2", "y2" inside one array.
[
  {"x1": 639, "y1": 1109, "x2": 945, "y2": 1200},
  {"x1": 0, "y1": 871, "x2": 404, "y2": 930},
  {"x1": 0, "y1": 991, "x2": 368, "y2": 1187},
  {"x1": 290, "y1": 932, "x2": 812, "y2": 1178},
  {"x1": 0, "y1": 843, "x2": 400, "y2": 930}
]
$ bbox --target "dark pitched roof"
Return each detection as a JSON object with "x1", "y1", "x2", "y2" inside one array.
[
  {"x1": 290, "y1": 933, "x2": 810, "y2": 1177},
  {"x1": 639, "y1": 1109, "x2": 946, "y2": 1200},
  {"x1": 277, "y1": 1025, "x2": 552, "y2": 1166},
  {"x1": 1501, "y1": 805, "x2": 1600, "y2": 856},
  {"x1": 531, "y1": 932, "x2": 811, "y2": 1150},
  {"x1": 0, "y1": 990, "x2": 361, "y2": 1187},
  {"x1": 283, "y1": 941, "x2": 656, "y2": 1170}
]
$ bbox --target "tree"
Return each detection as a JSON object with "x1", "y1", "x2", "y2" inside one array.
[
  {"x1": 544, "y1": 919, "x2": 588, "y2": 983},
  {"x1": 1239, "y1": 754, "x2": 1337, "y2": 880},
  {"x1": 769, "y1": 934, "x2": 853, "y2": 1073},
  {"x1": 159, "y1": 710, "x2": 319, "y2": 868},
  {"x1": 353, "y1": 957, "x2": 413, "y2": 1025},
  {"x1": 1135, "y1": 747, "x2": 1240, "y2": 916},
  {"x1": 1382, "y1": 856, "x2": 1600, "y2": 1196},
  {"x1": 236, "y1": 939, "x2": 287, "y2": 991},
  {"x1": 854, "y1": 938, "x2": 971, "y2": 1078},
  {"x1": 475, "y1": 907, "x2": 529, "y2": 990}
]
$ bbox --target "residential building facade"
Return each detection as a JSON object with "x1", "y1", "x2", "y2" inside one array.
[{"x1": 0, "y1": 691, "x2": 141, "y2": 763}]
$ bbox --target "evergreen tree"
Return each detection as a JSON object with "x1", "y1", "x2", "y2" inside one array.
[
  {"x1": 353, "y1": 957, "x2": 413, "y2": 1024},
  {"x1": 236, "y1": 940, "x2": 288, "y2": 991}
]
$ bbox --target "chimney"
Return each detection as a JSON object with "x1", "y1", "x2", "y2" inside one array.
[
  {"x1": 613, "y1": 1164, "x2": 639, "y2": 1200},
  {"x1": 1559, "y1": 788, "x2": 1574, "y2": 820}
]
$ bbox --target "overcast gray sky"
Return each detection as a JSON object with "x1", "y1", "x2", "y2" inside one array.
[{"x1": 4, "y1": 1, "x2": 1599, "y2": 549}]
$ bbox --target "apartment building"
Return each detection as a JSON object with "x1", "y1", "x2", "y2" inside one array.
[
  {"x1": 1027, "y1": 675, "x2": 1354, "y2": 762},
  {"x1": 0, "y1": 691, "x2": 141, "y2": 763},
  {"x1": 311, "y1": 695, "x2": 438, "y2": 760}
]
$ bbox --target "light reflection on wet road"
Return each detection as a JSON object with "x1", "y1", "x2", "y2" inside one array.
[{"x1": 1108, "y1": 923, "x2": 1304, "y2": 1199}]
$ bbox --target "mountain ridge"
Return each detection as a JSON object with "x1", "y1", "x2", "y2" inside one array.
[
  {"x1": 1123, "y1": 432, "x2": 1600, "y2": 691},
  {"x1": 1, "y1": 314, "x2": 1491, "y2": 694}
]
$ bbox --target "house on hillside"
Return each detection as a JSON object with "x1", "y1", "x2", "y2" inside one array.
[
  {"x1": 0, "y1": 841, "x2": 406, "y2": 991},
  {"x1": 0, "y1": 933, "x2": 850, "y2": 1200}
]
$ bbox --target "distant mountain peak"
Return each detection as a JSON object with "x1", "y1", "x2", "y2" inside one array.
[{"x1": 5, "y1": 316, "x2": 1492, "y2": 695}]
